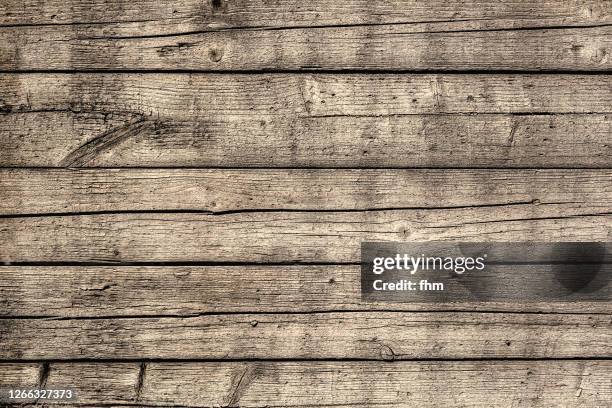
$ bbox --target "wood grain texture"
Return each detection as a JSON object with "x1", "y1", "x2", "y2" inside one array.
[
  {"x1": 0, "y1": 363, "x2": 141, "y2": 404},
  {"x1": 1, "y1": 361, "x2": 611, "y2": 407},
  {"x1": 3, "y1": 0, "x2": 610, "y2": 30},
  {"x1": 1, "y1": 207, "x2": 610, "y2": 263},
  {"x1": 1, "y1": 169, "x2": 611, "y2": 215},
  {"x1": 1, "y1": 312, "x2": 611, "y2": 360},
  {"x1": 0, "y1": 363, "x2": 39, "y2": 387},
  {"x1": 1, "y1": 1, "x2": 611, "y2": 406},
  {"x1": 1, "y1": 214, "x2": 610, "y2": 263},
  {"x1": 1, "y1": 74, "x2": 610, "y2": 167},
  {"x1": 1, "y1": 265, "x2": 610, "y2": 317},
  {"x1": 3, "y1": 112, "x2": 610, "y2": 168},
  {"x1": 1, "y1": 9, "x2": 611, "y2": 70}
]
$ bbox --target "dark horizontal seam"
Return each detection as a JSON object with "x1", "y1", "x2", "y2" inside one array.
[
  {"x1": 1, "y1": 166, "x2": 612, "y2": 171},
  {"x1": 0, "y1": 261, "x2": 359, "y2": 266},
  {"x1": 4, "y1": 261, "x2": 611, "y2": 268},
  {"x1": 0, "y1": 200, "x2": 553, "y2": 218},
  {"x1": 1, "y1": 308, "x2": 610, "y2": 320},
  {"x1": 74, "y1": 21, "x2": 612, "y2": 41},
  {"x1": 1, "y1": 69, "x2": 611, "y2": 74},
  {"x1": 2, "y1": 356, "x2": 612, "y2": 363},
  {"x1": 307, "y1": 111, "x2": 612, "y2": 118}
]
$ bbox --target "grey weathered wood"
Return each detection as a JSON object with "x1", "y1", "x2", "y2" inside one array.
[
  {"x1": 140, "y1": 361, "x2": 612, "y2": 407},
  {"x1": 2, "y1": 74, "x2": 611, "y2": 115},
  {"x1": 1, "y1": 361, "x2": 610, "y2": 407},
  {"x1": 2, "y1": 112, "x2": 610, "y2": 168},
  {"x1": 1, "y1": 207, "x2": 610, "y2": 263},
  {"x1": 0, "y1": 363, "x2": 141, "y2": 404},
  {"x1": 1, "y1": 266, "x2": 610, "y2": 317},
  {"x1": 1, "y1": 20, "x2": 611, "y2": 70},
  {"x1": 1, "y1": 74, "x2": 611, "y2": 167},
  {"x1": 3, "y1": 0, "x2": 610, "y2": 30},
  {"x1": 0, "y1": 363, "x2": 39, "y2": 387},
  {"x1": 0, "y1": 312, "x2": 610, "y2": 360},
  {"x1": 0, "y1": 2, "x2": 610, "y2": 406},
  {"x1": 1, "y1": 169, "x2": 611, "y2": 214}
]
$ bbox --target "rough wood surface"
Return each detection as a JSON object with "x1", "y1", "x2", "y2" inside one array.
[
  {"x1": 1, "y1": 361, "x2": 610, "y2": 407},
  {"x1": 0, "y1": 363, "x2": 140, "y2": 404},
  {"x1": 1, "y1": 2, "x2": 611, "y2": 405},
  {"x1": 1, "y1": 169, "x2": 610, "y2": 214},
  {"x1": 1, "y1": 17, "x2": 611, "y2": 70},
  {"x1": 3, "y1": 112, "x2": 610, "y2": 168},
  {"x1": 1, "y1": 265, "x2": 610, "y2": 317},
  {"x1": 3, "y1": 0, "x2": 610, "y2": 30},
  {"x1": 0, "y1": 363, "x2": 39, "y2": 386},
  {"x1": 1, "y1": 74, "x2": 610, "y2": 167},
  {"x1": 1, "y1": 206, "x2": 610, "y2": 263},
  {"x1": 1, "y1": 312, "x2": 611, "y2": 360}
]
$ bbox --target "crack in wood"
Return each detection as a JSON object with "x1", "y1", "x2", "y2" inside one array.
[
  {"x1": 225, "y1": 365, "x2": 256, "y2": 407},
  {"x1": 59, "y1": 118, "x2": 155, "y2": 167},
  {"x1": 135, "y1": 362, "x2": 147, "y2": 401},
  {"x1": 507, "y1": 118, "x2": 521, "y2": 147},
  {"x1": 0, "y1": 199, "x2": 556, "y2": 219},
  {"x1": 68, "y1": 21, "x2": 612, "y2": 42},
  {"x1": 38, "y1": 361, "x2": 50, "y2": 388},
  {"x1": 425, "y1": 211, "x2": 612, "y2": 229}
]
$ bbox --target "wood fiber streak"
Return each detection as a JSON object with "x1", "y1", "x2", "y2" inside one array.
[
  {"x1": 1, "y1": 361, "x2": 611, "y2": 407},
  {"x1": 1, "y1": 312, "x2": 611, "y2": 360},
  {"x1": 1, "y1": 1, "x2": 611, "y2": 405},
  {"x1": 0, "y1": 208, "x2": 610, "y2": 263},
  {"x1": 1, "y1": 169, "x2": 610, "y2": 214},
  {"x1": 0, "y1": 363, "x2": 39, "y2": 386},
  {"x1": 2, "y1": 113, "x2": 610, "y2": 168},
  {"x1": 3, "y1": 1, "x2": 610, "y2": 76},
  {"x1": 1, "y1": 265, "x2": 611, "y2": 316},
  {"x1": 3, "y1": 0, "x2": 611, "y2": 29},
  {"x1": 0, "y1": 74, "x2": 610, "y2": 167},
  {"x1": 1, "y1": 9, "x2": 611, "y2": 70},
  {"x1": 0, "y1": 363, "x2": 141, "y2": 403}
]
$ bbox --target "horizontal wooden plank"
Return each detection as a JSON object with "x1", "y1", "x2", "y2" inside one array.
[
  {"x1": 2, "y1": 112, "x2": 610, "y2": 168},
  {"x1": 1, "y1": 21, "x2": 611, "y2": 70},
  {"x1": 0, "y1": 363, "x2": 39, "y2": 387},
  {"x1": 1, "y1": 265, "x2": 610, "y2": 317},
  {"x1": 1, "y1": 312, "x2": 610, "y2": 360},
  {"x1": 1, "y1": 361, "x2": 611, "y2": 406},
  {"x1": 137, "y1": 361, "x2": 612, "y2": 407},
  {"x1": 1, "y1": 169, "x2": 611, "y2": 214},
  {"x1": 1, "y1": 74, "x2": 611, "y2": 167},
  {"x1": 1, "y1": 207, "x2": 610, "y2": 263},
  {"x1": 0, "y1": 363, "x2": 140, "y2": 404},
  {"x1": 3, "y1": 0, "x2": 610, "y2": 31}
]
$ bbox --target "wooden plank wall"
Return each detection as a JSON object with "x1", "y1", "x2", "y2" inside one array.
[{"x1": 0, "y1": 1, "x2": 611, "y2": 406}]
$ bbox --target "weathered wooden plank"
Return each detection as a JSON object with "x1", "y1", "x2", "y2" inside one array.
[
  {"x1": 3, "y1": 74, "x2": 608, "y2": 115},
  {"x1": 0, "y1": 363, "x2": 39, "y2": 387},
  {"x1": 3, "y1": 0, "x2": 610, "y2": 31},
  {"x1": 0, "y1": 363, "x2": 141, "y2": 405},
  {"x1": 1, "y1": 21, "x2": 611, "y2": 70},
  {"x1": 141, "y1": 361, "x2": 612, "y2": 407},
  {"x1": 1, "y1": 361, "x2": 610, "y2": 407},
  {"x1": 0, "y1": 312, "x2": 610, "y2": 360},
  {"x1": 2, "y1": 112, "x2": 610, "y2": 167},
  {"x1": 1, "y1": 169, "x2": 611, "y2": 215},
  {"x1": 0, "y1": 207, "x2": 610, "y2": 263},
  {"x1": 1, "y1": 74, "x2": 611, "y2": 167},
  {"x1": 1, "y1": 265, "x2": 610, "y2": 317}
]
